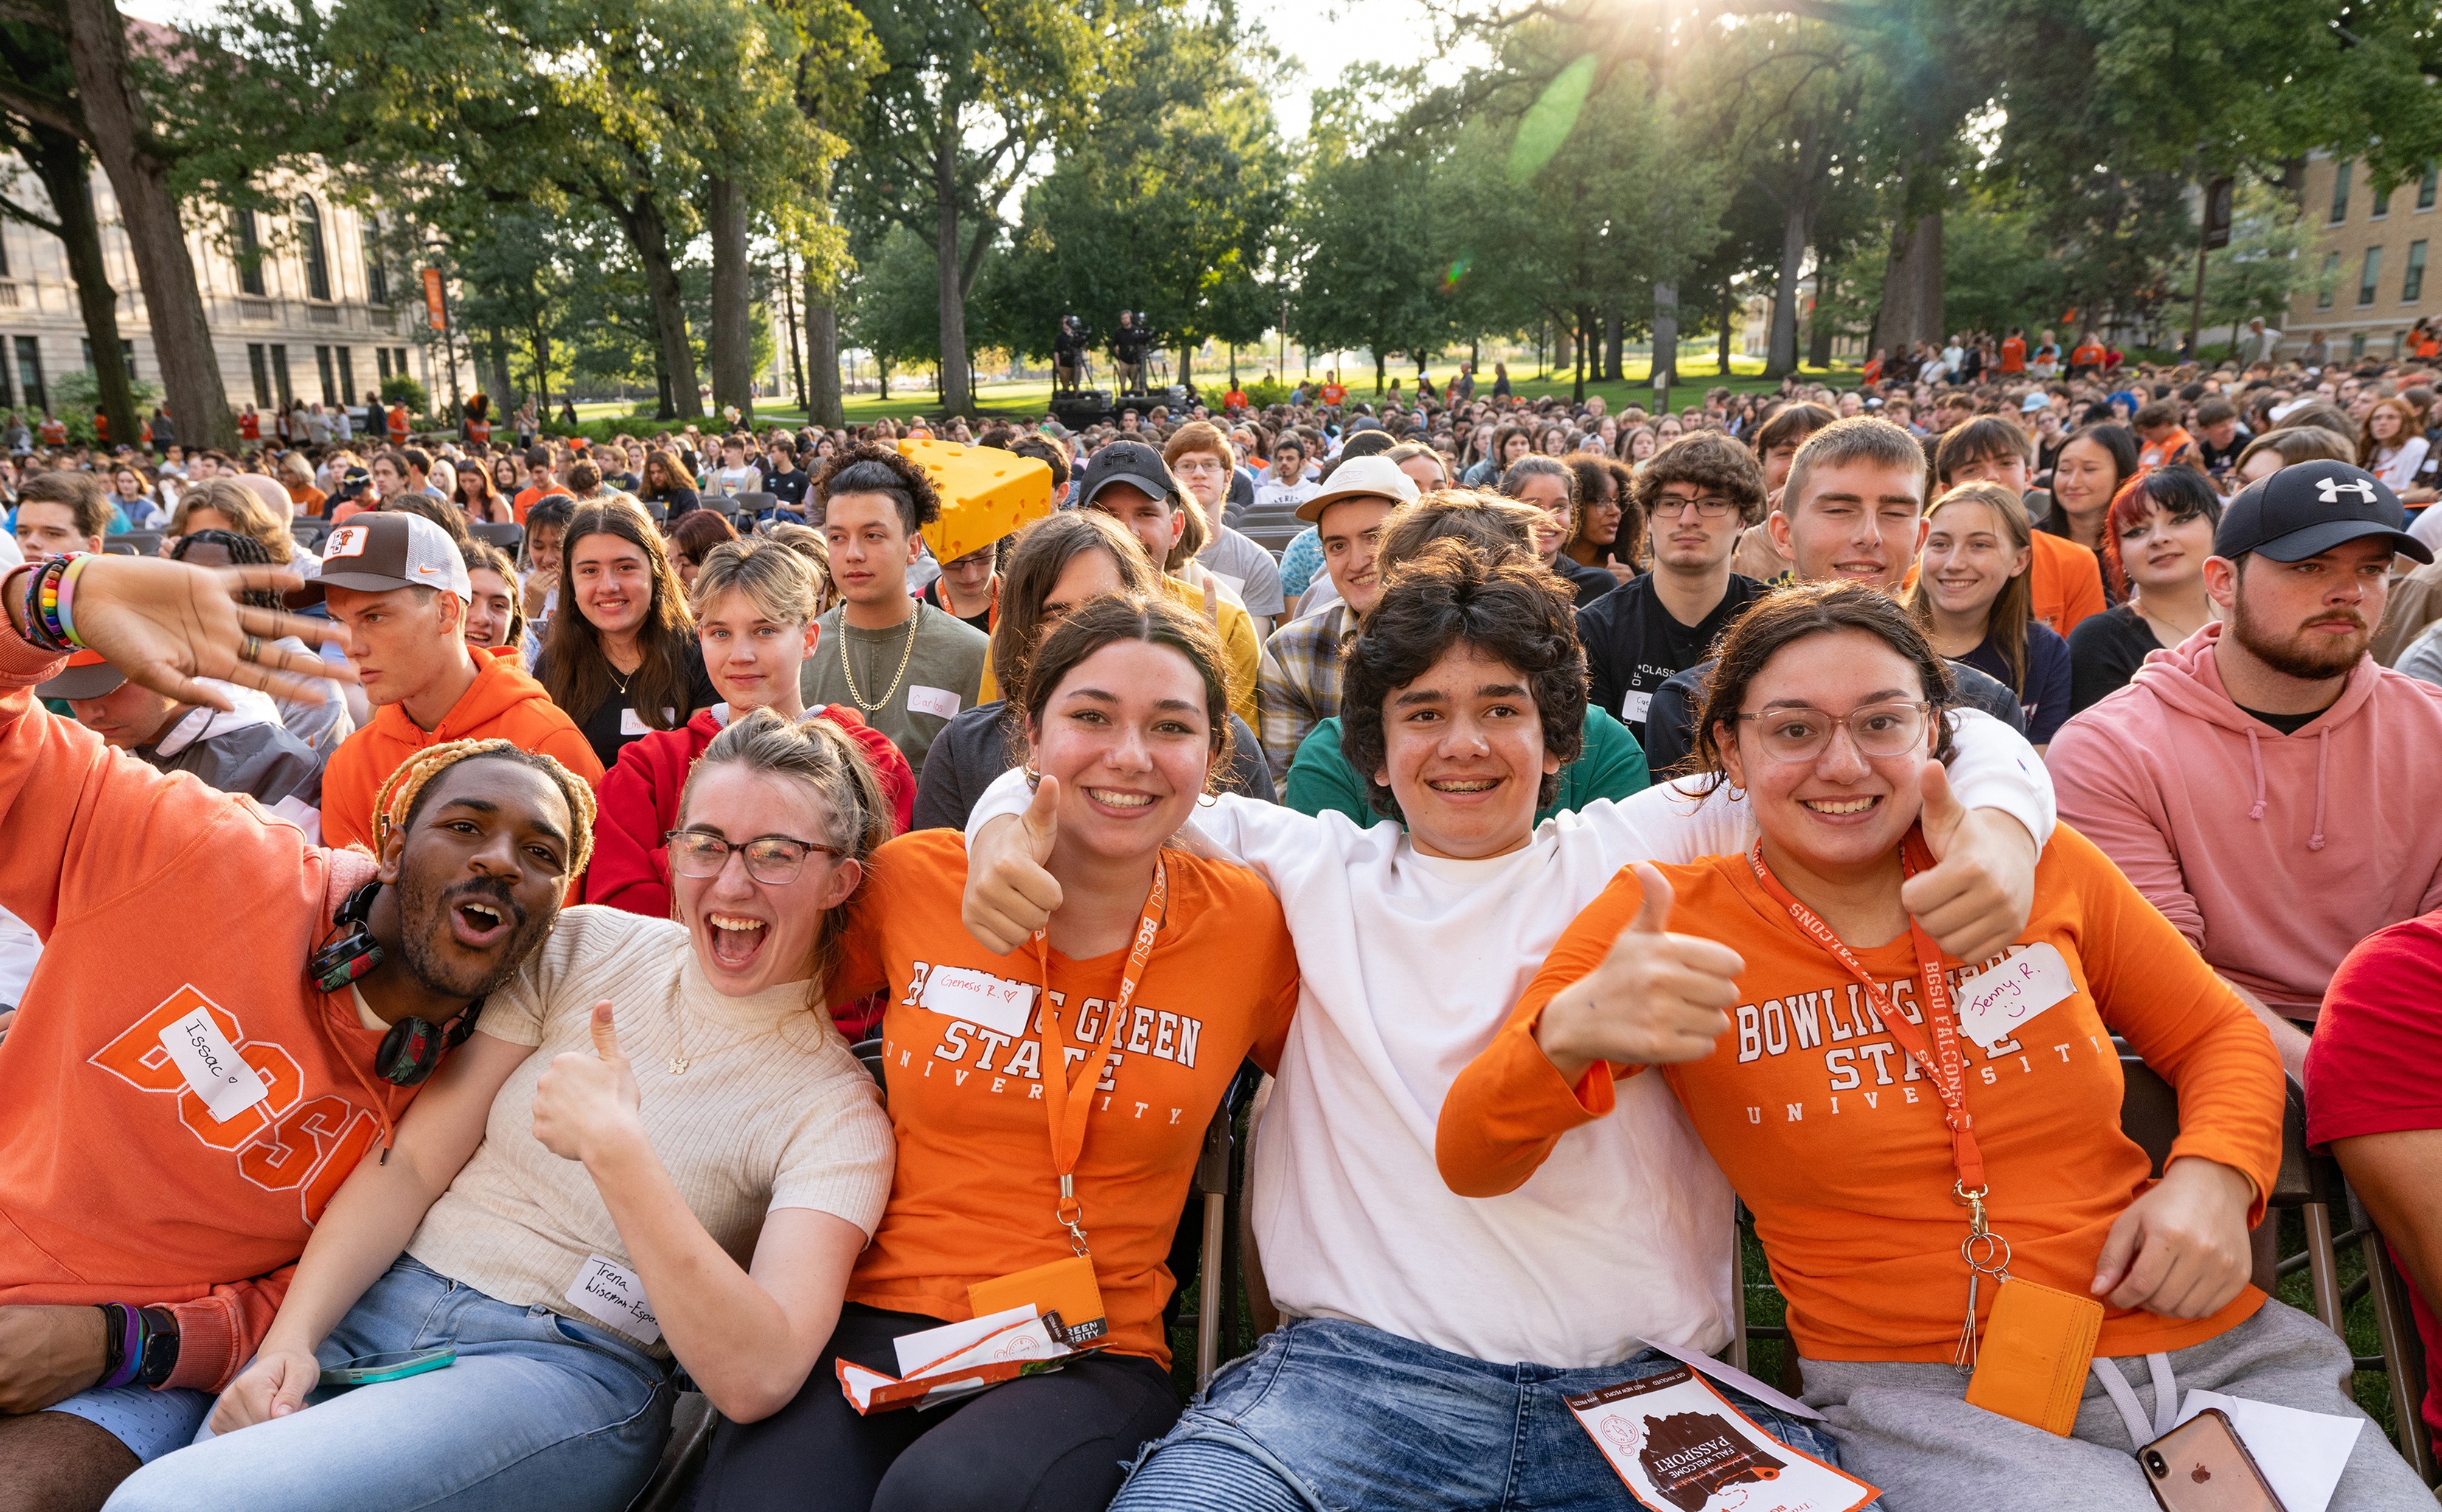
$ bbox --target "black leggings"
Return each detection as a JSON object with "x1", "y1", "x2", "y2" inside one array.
[{"x1": 695, "y1": 1303, "x2": 1181, "y2": 1512}]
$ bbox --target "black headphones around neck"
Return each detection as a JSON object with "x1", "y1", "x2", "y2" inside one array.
[{"x1": 307, "y1": 879, "x2": 486, "y2": 1087}]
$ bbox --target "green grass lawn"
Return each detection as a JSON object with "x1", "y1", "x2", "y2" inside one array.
[{"x1": 567, "y1": 358, "x2": 1861, "y2": 432}]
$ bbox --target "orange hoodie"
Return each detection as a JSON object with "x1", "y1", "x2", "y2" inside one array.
[
  {"x1": 321, "y1": 645, "x2": 604, "y2": 857},
  {"x1": 0, "y1": 628, "x2": 425, "y2": 1392}
]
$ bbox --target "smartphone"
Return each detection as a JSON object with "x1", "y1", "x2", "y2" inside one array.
[
  {"x1": 321, "y1": 1346, "x2": 456, "y2": 1387},
  {"x1": 2140, "y1": 1410, "x2": 2286, "y2": 1512}
]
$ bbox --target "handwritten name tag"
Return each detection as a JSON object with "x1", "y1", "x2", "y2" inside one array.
[
  {"x1": 907, "y1": 684, "x2": 962, "y2": 720},
  {"x1": 1954, "y1": 943, "x2": 2077, "y2": 1050},
  {"x1": 564, "y1": 1255, "x2": 661, "y2": 1345},
  {"x1": 920, "y1": 966, "x2": 1036, "y2": 1039},
  {"x1": 156, "y1": 1008, "x2": 271, "y2": 1123}
]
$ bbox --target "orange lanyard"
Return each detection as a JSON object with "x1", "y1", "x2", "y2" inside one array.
[
  {"x1": 1744, "y1": 827, "x2": 1986, "y2": 1196},
  {"x1": 1031, "y1": 856, "x2": 1166, "y2": 1255}
]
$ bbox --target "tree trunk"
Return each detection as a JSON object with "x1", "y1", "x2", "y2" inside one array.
[
  {"x1": 877, "y1": 356, "x2": 890, "y2": 402},
  {"x1": 1767, "y1": 198, "x2": 1813, "y2": 378},
  {"x1": 62, "y1": 0, "x2": 234, "y2": 449},
  {"x1": 1371, "y1": 348, "x2": 1383, "y2": 396},
  {"x1": 1571, "y1": 304, "x2": 1587, "y2": 404},
  {"x1": 1650, "y1": 280, "x2": 1680, "y2": 391},
  {"x1": 1604, "y1": 305, "x2": 1624, "y2": 381},
  {"x1": 1717, "y1": 278, "x2": 1734, "y2": 376},
  {"x1": 654, "y1": 347, "x2": 673, "y2": 419},
  {"x1": 779, "y1": 251, "x2": 806, "y2": 413},
  {"x1": 1806, "y1": 261, "x2": 1835, "y2": 368},
  {"x1": 529, "y1": 319, "x2": 551, "y2": 415},
  {"x1": 707, "y1": 175, "x2": 751, "y2": 424},
  {"x1": 1876, "y1": 210, "x2": 1944, "y2": 355},
  {"x1": 618, "y1": 194, "x2": 701, "y2": 417},
  {"x1": 806, "y1": 279, "x2": 843, "y2": 428},
  {"x1": 932, "y1": 132, "x2": 973, "y2": 418},
  {"x1": 485, "y1": 328, "x2": 514, "y2": 414},
  {"x1": 21, "y1": 127, "x2": 133, "y2": 444}
]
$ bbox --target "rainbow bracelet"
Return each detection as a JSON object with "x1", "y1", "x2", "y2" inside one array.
[
  {"x1": 52, "y1": 551, "x2": 94, "y2": 649},
  {"x1": 21, "y1": 556, "x2": 73, "y2": 653}
]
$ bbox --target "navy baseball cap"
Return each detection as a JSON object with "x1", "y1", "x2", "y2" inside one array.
[{"x1": 2214, "y1": 459, "x2": 2431, "y2": 565}]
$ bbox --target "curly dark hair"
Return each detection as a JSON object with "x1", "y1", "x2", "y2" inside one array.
[
  {"x1": 813, "y1": 442, "x2": 942, "y2": 535},
  {"x1": 1339, "y1": 538, "x2": 1585, "y2": 822},
  {"x1": 1691, "y1": 581, "x2": 1956, "y2": 790},
  {"x1": 1629, "y1": 431, "x2": 1766, "y2": 526}
]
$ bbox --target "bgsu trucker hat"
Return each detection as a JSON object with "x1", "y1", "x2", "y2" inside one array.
[
  {"x1": 2215, "y1": 458, "x2": 2432, "y2": 565},
  {"x1": 287, "y1": 510, "x2": 473, "y2": 607}
]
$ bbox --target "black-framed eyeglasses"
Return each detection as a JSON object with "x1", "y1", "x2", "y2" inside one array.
[
  {"x1": 1655, "y1": 492, "x2": 1739, "y2": 518},
  {"x1": 664, "y1": 829, "x2": 843, "y2": 885},
  {"x1": 1734, "y1": 701, "x2": 1934, "y2": 763}
]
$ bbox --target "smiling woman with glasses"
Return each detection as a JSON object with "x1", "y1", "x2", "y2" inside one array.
[
  {"x1": 128, "y1": 707, "x2": 901, "y2": 1512},
  {"x1": 1441, "y1": 579, "x2": 2397, "y2": 1512}
]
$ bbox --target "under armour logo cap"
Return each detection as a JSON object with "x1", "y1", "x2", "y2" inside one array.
[{"x1": 2215, "y1": 457, "x2": 2429, "y2": 565}]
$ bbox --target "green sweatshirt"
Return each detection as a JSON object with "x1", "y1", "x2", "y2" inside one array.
[{"x1": 1282, "y1": 706, "x2": 1651, "y2": 829}]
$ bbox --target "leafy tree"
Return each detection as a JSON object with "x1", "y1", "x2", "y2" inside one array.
[
  {"x1": 977, "y1": 9, "x2": 1288, "y2": 392},
  {"x1": 1289, "y1": 65, "x2": 1454, "y2": 395},
  {"x1": 838, "y1": 0, "x2": 1108, "y2": 417}
]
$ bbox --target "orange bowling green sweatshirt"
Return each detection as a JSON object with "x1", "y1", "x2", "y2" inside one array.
[
  {"x1": 1438, "y1": 825, "x2": 2283, "y2": 1363},
  {"x1": 0, "y1": 625, "x2": 422, "y2": 1392}
]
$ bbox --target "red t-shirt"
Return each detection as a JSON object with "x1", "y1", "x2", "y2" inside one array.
[
  {"x1": 36, "y1": 418, "x2": 65, "y2": 446},
  {"x1": 2000, "y1": 336, "x2": 2027, "y2": 373},
  {"x1": 239, "y1": 412, "x2": 260, "y2": 442},
  {"x1": 2305, "y1": 911, "x2": 2442, "y2": 1439}
]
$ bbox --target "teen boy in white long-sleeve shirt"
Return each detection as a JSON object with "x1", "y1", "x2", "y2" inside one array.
[{"x1": 961, "y1": 542, "x2": 2053, "y2": 1510}]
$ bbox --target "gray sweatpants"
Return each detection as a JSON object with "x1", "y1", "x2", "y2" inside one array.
[{"x1": 1801, "y1": 1299, "x2": 2432, "y2": 1510}]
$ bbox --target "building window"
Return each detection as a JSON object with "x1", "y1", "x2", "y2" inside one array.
[
  {"x1": 271, "y1": 344, "x2": 293, "y2": 407},
  {"x1": 316, "y1": 344, "x2": 335, "y2": 404},
  {"x1": 248, "y1": 344, "x2": 271, "y2": 407},
  {"x1": 233, "y1": 209, "x2": 265, "y2": 297},
  {"x1": 0, "y1": 342, "x2": 18, "y2": 410},
  {"x1": 2360, "y1": 245, "x2": 2384, "y2": 306},
  {"x1": 2374, "y1": 185, "x2": 2395, "y2": 220},
  {"x1": 2423, "y1": 164, "x2": 2439, "y2": 211},
  {"x1": 2409, "y1": 241, "x2": 2429, "y2": 303},
  {"x1": 15, "y1": 337, "x2": 44, "y2": 413},
  {"x1": 2319, "y1": 251, "x2": 2340, "y2": 309},
  {"x1": 2332, "y1": 160, "x2": 2354, "y2": 224},
  {"x1": 336, "y1": 346, "x2": 356, "y2": 405},
  {"x1": 394, "y1": 346, "x2": 410, "y2": 378},
  {"x1": 2351, "y1": 330, "x2": 2369, "y2": 360},
  {"x1": 376, "y1": 346, "x2": 392, "y2": 381},
  {"x1": 0, "y1": 229, "x2": 12, "y2": 278},
  {"x1": 362, "y1": 216, "x2": 389, "y2": 306},
  {"x1": 296, "y1": 197, "x2": 331, "y2": 302}
]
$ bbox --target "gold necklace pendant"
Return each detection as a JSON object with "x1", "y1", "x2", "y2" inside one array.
[{"x1": 667, "y1": 1055, "x2": 691, "y2": 1076}]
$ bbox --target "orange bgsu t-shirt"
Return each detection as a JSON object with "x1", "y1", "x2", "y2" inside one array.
[
  {"x1": 1319, "y1": 383, "x2": 1346, "y2": 405},
  {"x1": 831, "y1": 830, "x2": 1299, "y2": 1365},
  {"x1": 1439, "y1": 824, "x2": 2283, "y2": 1364},
  {"x1": 1999, "y1": 336, "x2": 2026, "y2": 373}
]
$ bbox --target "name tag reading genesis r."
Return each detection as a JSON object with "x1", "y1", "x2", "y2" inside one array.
[{"x1": 920, "y1": 966, "x2": 1037, "y2": 1039}]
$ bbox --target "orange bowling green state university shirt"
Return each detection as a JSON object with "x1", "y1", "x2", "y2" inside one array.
[
  {"x1": 1438, "y1": 825, "x2": 2284, "y2": 1364},
  {"x1": 831, "y1": 829, "x2": 1298, "y2": 1366}
]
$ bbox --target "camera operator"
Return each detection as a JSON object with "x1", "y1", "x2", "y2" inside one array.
[
  {"x1": 1054, "y1": 316, "x2": 1092, "y2": 393},
  {"x1": 1113, "y1": 311, "x2": 1149, "y2": 394}
]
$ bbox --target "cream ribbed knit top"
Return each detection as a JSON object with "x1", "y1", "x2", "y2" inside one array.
[{"x1": 406, "y1": 906, "x2": 894, "y2": 1354}]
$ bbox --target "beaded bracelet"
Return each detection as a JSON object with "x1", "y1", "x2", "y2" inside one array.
[
  {"x1": 53, "y1": 551, "x2": 94, "y2": 648},
  {"x1": 19, "y1": 556, "x2": 74, "y2": 654}
]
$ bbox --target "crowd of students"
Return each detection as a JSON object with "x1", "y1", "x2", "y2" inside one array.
[{"x1": 2, "y1": 338, "x2": 2441, "y2": 1512}]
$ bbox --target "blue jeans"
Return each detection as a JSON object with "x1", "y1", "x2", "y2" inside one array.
[
  {"x1": 1110, "y1": 1317, "x2": 1870, "y2": 1512},
  {"x1": 104, "y1": 1256, "x2": 674, "y2": 1512}
]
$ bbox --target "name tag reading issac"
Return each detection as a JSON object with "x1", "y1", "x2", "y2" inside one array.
[
  {"x1": 157, "y1": 1008, "x2": 271, "y2": 1123},
  {"x1": 919, "y1": 966, "x2": 1037, "y2": 1039}
]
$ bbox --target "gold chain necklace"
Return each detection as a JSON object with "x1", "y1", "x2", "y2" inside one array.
[
  {"x1": 840, "y1": 608, "x2": 919, "y2": 714},
  {"x1": 667, "y1": 997, "x2": 776, "y2": 1076}
]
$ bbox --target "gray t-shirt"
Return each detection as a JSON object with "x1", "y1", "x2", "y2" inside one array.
[
  {"x1": 1198, "y1": 525, "x2": 1286, "y2": 619},
  {"x1": 797, "y1": 601, "x2": 988, "y2": 779}
]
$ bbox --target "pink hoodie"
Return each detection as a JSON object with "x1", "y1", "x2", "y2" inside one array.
[{"x1": 2048, "y1": 623, "x2": 2442, "y2": 1019}]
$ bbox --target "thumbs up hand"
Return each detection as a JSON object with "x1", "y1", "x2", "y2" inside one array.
[
  {"x1": 964, "y1": 774, "x2": 1068, "y2": 955},
  {"x1": 1899, "y1": 758, "x2": 2038, "y2": 966},
  {"x1": 533, "y1": 1000, "x2": 645, "y2": 1164},
  {"x1": 1534, "y1": 864, "x2": 1745, "y2": 1084}
]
